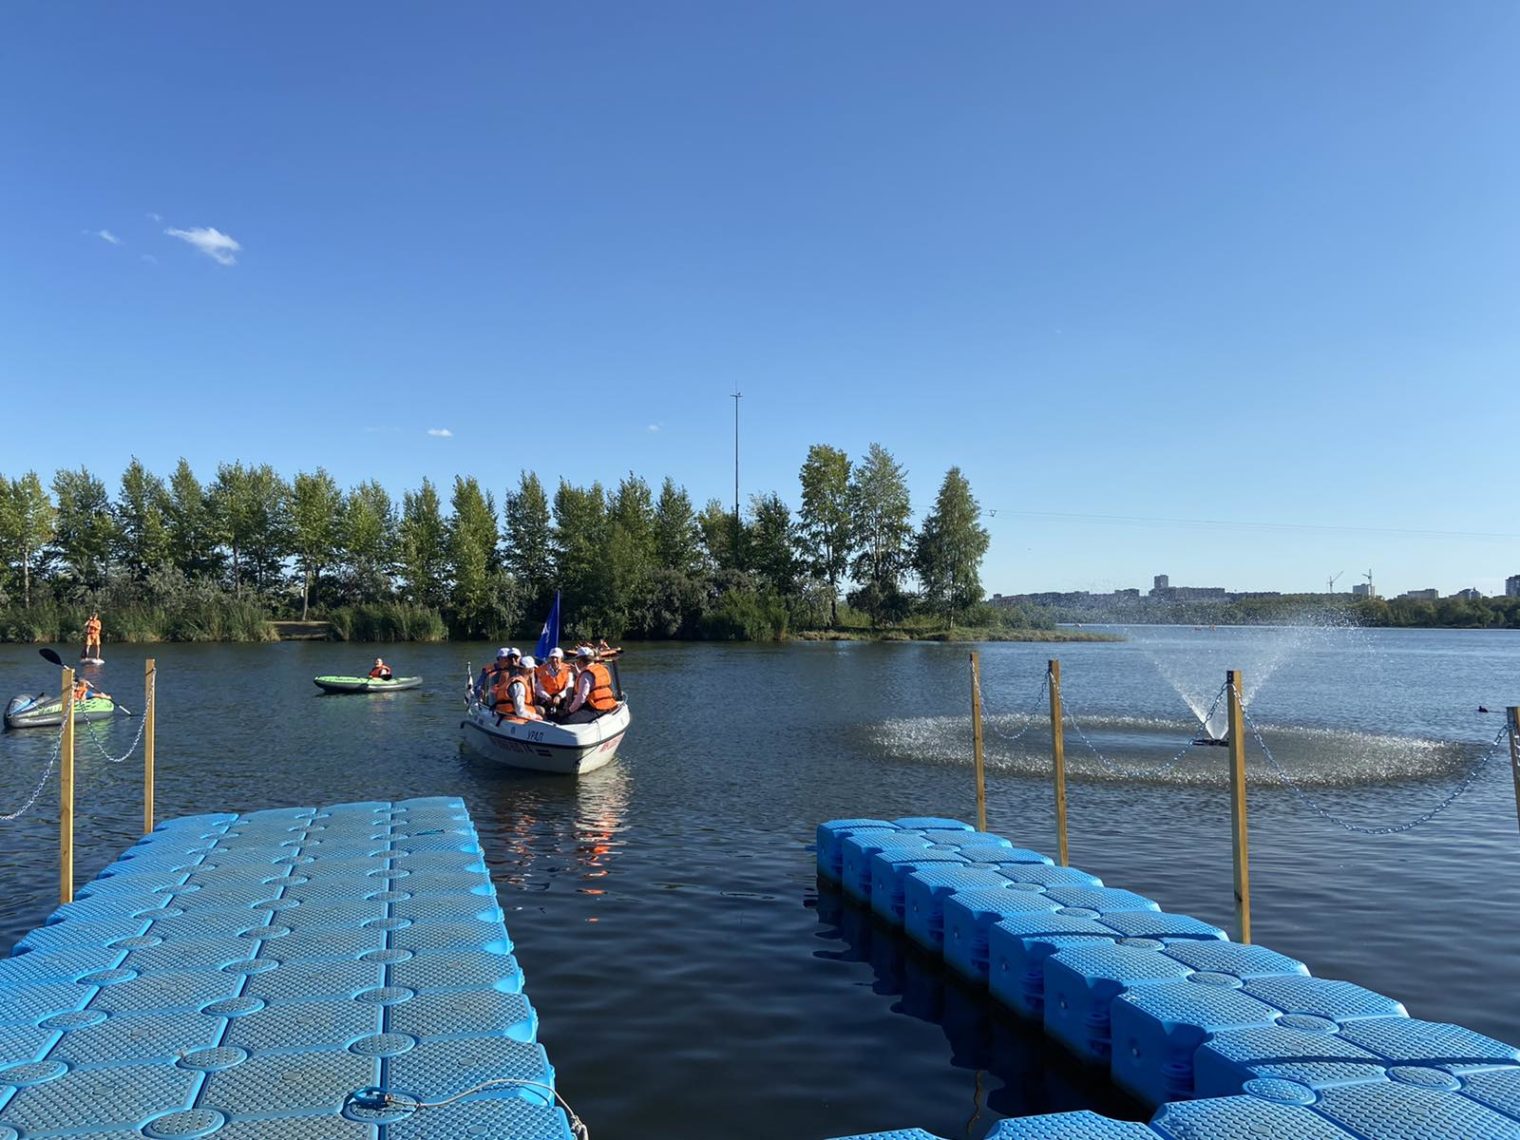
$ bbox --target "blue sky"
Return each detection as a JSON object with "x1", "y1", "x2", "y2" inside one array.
[{"x1": 4, "y1": 3, "x2": 1518, "y2": 597}]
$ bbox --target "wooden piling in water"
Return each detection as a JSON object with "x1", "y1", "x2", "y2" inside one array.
[
  {"x1": 1507, "y1": 707, "x2": 1520, "y2": 838},
  {"x1": 60, "y1": 665, "x2": 75, "y2": 905},
  {"x1": 1226, "y1": 668, "x2": 1251, "y2": 944},
  {"x1": 970, "y1": 651, "x2": 987, "y2": 832},
  {"x1": 1048, "y1": 658, "x2": 1069, "y2": 867},
  {"x1": 144, "y1": 657, "x2": 156, "y2": 835}
]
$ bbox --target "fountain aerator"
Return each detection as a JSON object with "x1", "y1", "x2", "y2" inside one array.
[{"x1": 1192, "y1": 734, "x2": 1229, "y2": 747}]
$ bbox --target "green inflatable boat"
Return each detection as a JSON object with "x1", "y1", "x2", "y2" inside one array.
[
  {"x1": 313, "y1": 675, "x2": 422, "y2": 694},
  {"x1": 4, "y1": 694, "x2": 117, "y2": 730}
]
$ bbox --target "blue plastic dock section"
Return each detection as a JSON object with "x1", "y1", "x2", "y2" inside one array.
[
  {"x1": 0, "y1": 797, "x2": 575, "y2": 1139},
  {"x1": 815, "y1": 816, "x2": 1520, "y2": 1140}
]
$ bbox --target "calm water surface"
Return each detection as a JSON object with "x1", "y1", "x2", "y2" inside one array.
[{"x1": 1, "y1": 626, "x2": 1517, "y2": 1139}]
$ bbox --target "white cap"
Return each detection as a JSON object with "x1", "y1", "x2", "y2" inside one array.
[
  {"x1": 521, "y1": 655, "x2": 536, "y2": 668},
  {"x1": 575, "y1": 646, "x2": 593, "y2": 659},
  {"x1": 496, "y1": 648, "x2": 511, "y2": 659},
  {"x1": 548, "y1": 647, "x2": 563, "y2": 658},
  {"x1": 507, "y1": 647, "x2": 521, "y2": 658}
]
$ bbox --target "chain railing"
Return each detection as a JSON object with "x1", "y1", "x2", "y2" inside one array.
[
  {"x1": 1241, "y1": 700, "x2": 1508, "y2": 835},
  {"x1": 1060, "y1": 680, "x2": 1229, "y2": 779},
  {"x1": 82, "y1": 713, "x2": 149, "y2": 765},
  {"x1": 974, "y1": 672, "x2": 1049, "y2": 745},
  {"x1": 0, "y1": 718, "x2": 66, "y2": 822}
]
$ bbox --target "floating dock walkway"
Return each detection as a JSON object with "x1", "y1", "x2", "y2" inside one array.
[
  {"x1": 0, "y1": 797, "x2": 577, "y2": 1139},
  {"x1": 817, "y1": 817, "x2": 1520, "y2": 1140}
]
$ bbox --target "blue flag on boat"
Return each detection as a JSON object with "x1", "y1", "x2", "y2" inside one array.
[{"x1": 533, "y1": 591, "x2": 561, "y2": 661}]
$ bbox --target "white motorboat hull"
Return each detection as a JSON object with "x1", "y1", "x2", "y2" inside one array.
[{"x1": 460, "y1": 701, "x2": 630, "y2": 775}]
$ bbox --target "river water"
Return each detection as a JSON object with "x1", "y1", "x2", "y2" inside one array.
[{"x1": 1, "y1": 626, "x2": 1517, "y2": 1138}]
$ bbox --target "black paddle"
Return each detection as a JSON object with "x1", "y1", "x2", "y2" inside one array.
[{"x1": 37, "y1": 648, "x2": 134, "y2": 715}]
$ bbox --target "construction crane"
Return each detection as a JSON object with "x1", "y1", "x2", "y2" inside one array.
[{"x1": 1328, "y1": 571, "x2": 1343, "y2": 593}]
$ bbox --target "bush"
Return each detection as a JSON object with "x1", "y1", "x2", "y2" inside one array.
[{"x1": 328, "y1": 603, "x2": 448, "y2": 642}]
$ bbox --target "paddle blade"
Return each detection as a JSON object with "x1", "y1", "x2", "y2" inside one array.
[{"x1": 38, "y1": 647, "x2": 63, "y2": 667}]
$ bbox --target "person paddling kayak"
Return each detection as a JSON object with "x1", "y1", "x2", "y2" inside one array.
[{"x1": 368, "y1": 658, "x2": 394, "y2": 680}]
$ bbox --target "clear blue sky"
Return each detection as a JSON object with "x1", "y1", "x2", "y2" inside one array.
[{"x1": 4, "y1": 3, "x2": 1518, "y2": 597}]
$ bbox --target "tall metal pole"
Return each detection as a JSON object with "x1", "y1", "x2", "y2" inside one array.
[
  {"x1": 144, "y1": 657, "x2": 157, "y2": 835},
  {"x1": 1048, "y1": 659, "x2": 1069, "y2": 867},
  {"x1": 969, "y1": 651, "x2": 987, "y2": 831},
  {"x1": 60, "y1": 666, "x2": 76, "y2": 904},
  {"x1": 1226, "y1": 669, "x2": 1251, "y2": 943}
]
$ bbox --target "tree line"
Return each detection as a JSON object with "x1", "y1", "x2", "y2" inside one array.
[{"x1": 0, "y1": 445, "x2": 992, "y2": 641}]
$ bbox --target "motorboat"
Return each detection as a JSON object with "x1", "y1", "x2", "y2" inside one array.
[
  {"x1": 4, "y1": 693, "x2": 116, "y2": 730},
  {"x1": 461, "y1": 694, "x2": 630, "y2": 776},
  {"x1": 314, "y1": 675, "x2": 423, "y2": 693}
]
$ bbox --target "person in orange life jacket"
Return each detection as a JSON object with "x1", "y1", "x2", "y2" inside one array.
[
  {"x1": 534, "y1": 647, "x2": 572, "y2": 716},
  {"x1": 369, "y1": 658, "x2": 393, "y2": 680},
  {"x1": 493, "y1": 656, "x2": 542, "y2": 721},
  {"x1": 477, "y1": 647, "x2": 519, "y2": 702},
  {"x1": 73, "y1": 678, "x2": 107, "y2": 702},
  {"x1": 83, "y1": 612, "x2": 102, "y2": 659},
  {"x1": 561, "y1": 646, "x2": 618, "y2": 724}
]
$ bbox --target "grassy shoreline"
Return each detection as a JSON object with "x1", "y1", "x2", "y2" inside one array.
[{"x1": 793, "y1": 626, "x2": 1122, "y2": 643}]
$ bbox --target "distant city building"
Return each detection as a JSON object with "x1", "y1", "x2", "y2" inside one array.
[
  {"x1": 1351, "y1": 583, "x2": 1376, "y2": 599},
  {"x1": 1152, "y1": 574, "x2": 1170, "y2": 594},
  {"x1": 1399, "y1": 589, "x2": 1439, "y2": 601},
  {"x1": 1113, "y1": 588, "x2": 1140, "y2": 599},
  {"x1": 1452, "y1": 588, "x2": 1483, "y2": 601},
  {"x1": 1507, "y1": 575, "x2": 1520, "y2": 598}
]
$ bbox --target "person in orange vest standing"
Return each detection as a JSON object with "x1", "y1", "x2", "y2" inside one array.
[
  {"x1": 561, "y1": 646, "x2": 619, "y2": 724},
  {"x1": 82, "y1": 612, "x2": 103, "y2": 661}
]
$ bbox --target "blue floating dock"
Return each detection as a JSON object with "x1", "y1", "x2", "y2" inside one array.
[
  {"x1": 0, "y1": 797, "x2": 575, "y2": 1139},
  {"x1": 816, "y1": 814, "x2": 1520, "y2": 1140}
]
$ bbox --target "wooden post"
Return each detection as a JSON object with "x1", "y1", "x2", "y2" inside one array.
[
  {"x1": 1048, "y1": 659, "x2": 1069, "y2": 866},
  {"x1": 1507, "y1": 707, "x2": 1520, "y2": 837},
  {"x1": 1226, "y1": 669, "x2": 1251, "y2": 944},
  {"x1": 144, "y1": 657, "x2": 156, "y2": 835},
  {"x1": 60, "y1": 665, "x2": 75, "y2": 905},
  {"x1": 969, "y1": 651, "x2": 987, "y2": 832}
]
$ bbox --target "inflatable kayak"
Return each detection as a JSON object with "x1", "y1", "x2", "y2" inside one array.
[
  {"x1": 313, "y1": 675, "x2": 422, "y2": 694},
  {"x1": 4, "y1": 694, "x2": 117, "y2": 730}
]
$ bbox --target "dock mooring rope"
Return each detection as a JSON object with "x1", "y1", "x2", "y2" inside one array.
[{"x1": 346, "y1": 1081, "x2": 589, "y2": 1139}]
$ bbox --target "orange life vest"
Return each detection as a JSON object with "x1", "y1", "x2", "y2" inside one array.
[
  {"x1": 73, "y1": 680, "x2": 89, "y2": 701},
  {"x1": 493, "y1": 670, "x2": 535, "y2": 715},
  {"x1": 85, "y1": 618, "x2": 101, "y2": 638},
  {"x1": 369, "y1": 665, "x2": 392, "y2": 679},
  {"x1": 586, "y1": 662, "x2": 618, "y2": 712},
  {"x1": 536, "y1": 662, "x2": 569, "y2": 699}
]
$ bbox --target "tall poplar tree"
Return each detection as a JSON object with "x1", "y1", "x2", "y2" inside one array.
[
  {"x1": 289, "y1": 469, "x2": 342, "y2": 618},
  {"x1": 914, "y1": 466, "x2": 990, "y2": 627},
  {"x1": 847, "y1": 443, "x2": 913, "y2": 626},
  {"x1": 51, "y1": 467, "x2": 117, "y2": 589},
  {"x1": 340, "y1": 480, "x2": 396, "y2": 602},
  {"x1": 398, "y1": 478, "x2": 448, "y2": 609},
  {"x1": 503, "y1": 472, "x2": 554, "y2": 617},
  {"x1": 448, "y1": 476, "x2": 505, "y2": 636},
  {"x1": 0, "y1": 472, "x2": 55, "y2": 606},
  {"x1": 797, "y1": 444, "x2": 852, "y2": 624},
  {"x1": 114, "y1": 458, "x2": 172, "y2": 580},
  {"x1": 166, "y1": 459, "x2": 218, "y2": 579},
  {"x1": 748, "y1": 492, "x2": 798, "y2": 597}
]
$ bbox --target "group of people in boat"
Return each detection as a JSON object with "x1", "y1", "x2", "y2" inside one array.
[{"x1": 475, "y1": 643, "x2": 620, "y2": 725}]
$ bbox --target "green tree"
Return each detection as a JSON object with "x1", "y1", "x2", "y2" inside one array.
[
  {"x1": 398, "y1": 478, "x2": 448, "y2": 609},
  {"x1": 654, "y1": 478, "x2": 703, "y2": 576},
  {"x1": 207, "y1": 462, "x2": 289, "y2": 593},
  {"x1": 747, "y1": 492, "x2": 799, "y2": 597},
  {"x1": 697, "y1": 497, "x2": 743, "y2": 575},
  {"x1": 113, "y1": 458, "x2": 172, "y2": 581},
  {"x1": 847, "y1": 443, "x2": 913, "y2": 625},
  {"x1": 605, "y1": 474, "x2": 658, "y2": 635},
  {"x1": 552, "y1": 481, "x2": 609, "y2": 634},
  {"x1": 289, "y1": 469, "x2": 343, "y2": 619},
  {"x1": 340, "y1": 480, "x2": 396, "y2": 602},
  {"x1": 797, "y1": 444, "x2": 853, "y2": 625},
  {"x1": 0, "y1": 472, "x2": 55, "y2": 606},
  {"x1": 913, "y1": 466, "x2": 990, "y2": 627},
  {"x1": 166, "y1": 459, "x2": 218, "y2": 579},
  {"x1": 503, "y1": 471, "x2": 554, "y2": 617},
  {"x1": 448, "y1": 476, "x2": 507, "y2": 636},
  {"x1": 51, "y1": 467, "x2": 117, "y2": 589}
]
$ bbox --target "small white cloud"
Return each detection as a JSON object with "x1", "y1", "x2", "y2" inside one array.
[
  {"x1": 427, "y1": 428, "x2": 453, "y2": 438},
  {"x1": 147, "y1": 212, "x2": 162, "y2": 222},
  {"x1": 96, "y1": 229, "x2": 121, "y2": 246},
  {"x1": 647, "y1": 423, "x2": 661, "y2": 433},
  {"x1": 165, "y1": 225, "x2": 241, "y2": 266}
]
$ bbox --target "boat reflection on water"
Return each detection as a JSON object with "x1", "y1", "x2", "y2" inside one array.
[
  {"x1": 811, "y1": 884, "x2": 1147, "y2": 1128},
  {"x1": 475, "y1": 764, "x2": 632, "y2": 914}
]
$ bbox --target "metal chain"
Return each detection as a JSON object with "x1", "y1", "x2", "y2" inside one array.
[
  {"x1": 0, "y1": 720, "x2": 65, "y2": 822},
  {"x1": 1061, "y1": 680, "x2": 1229, "y2": 779},
  {"x1": 1240, "y1": 694, "x2": 1508, "y2": 835},
  {"x1": 81, "y1": 711, "x2": 148, "y2": 765},
  {"x1": 975, "y1": 673, "x2": 1049, "y2": 744}
]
